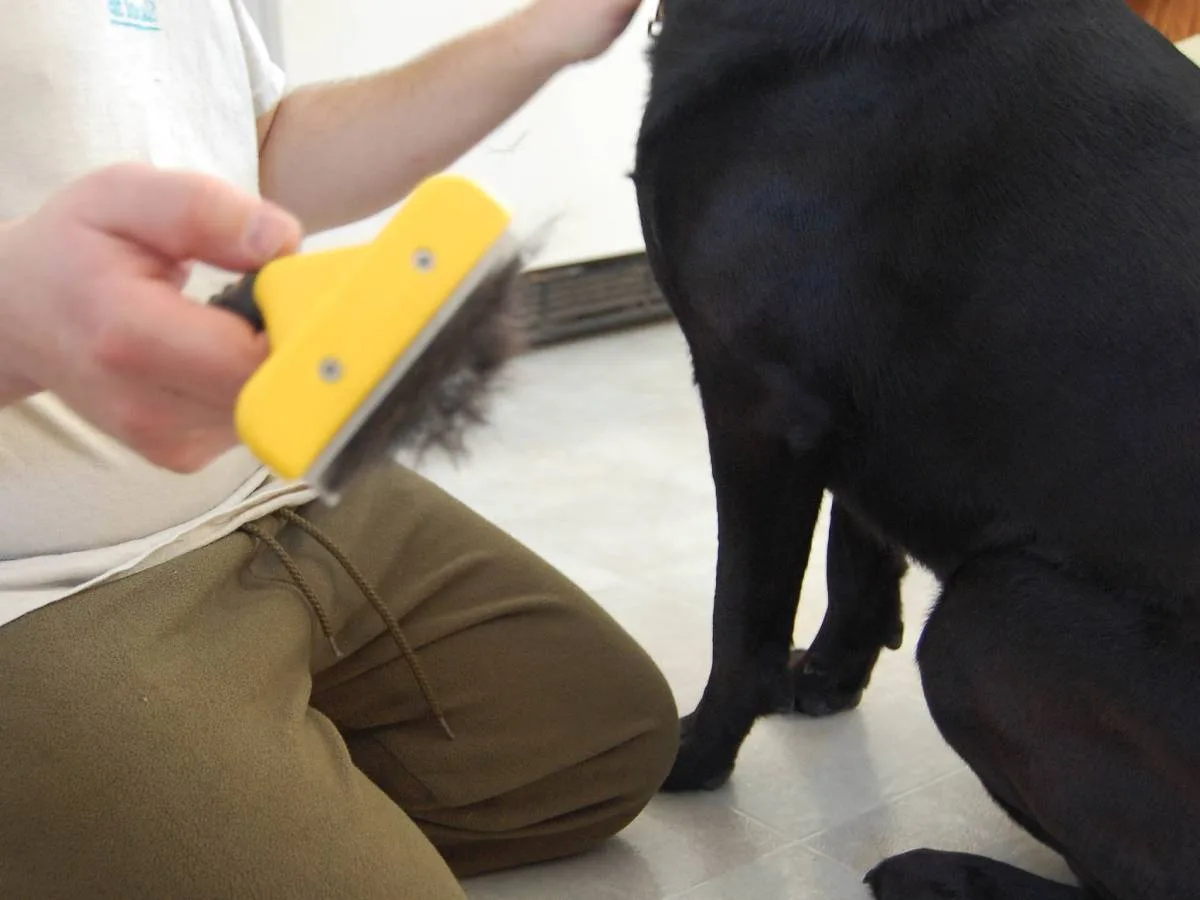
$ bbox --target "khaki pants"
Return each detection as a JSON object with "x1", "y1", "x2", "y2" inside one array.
[{"x1": 0, "y1": 466, "x2": 678, "y2": 898}]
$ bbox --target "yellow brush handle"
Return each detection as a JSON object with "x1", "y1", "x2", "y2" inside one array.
[
  {"x1": 214, "y1": 174, "x2": 512, "y2": 484},
  {"x1": 210, "y1": 244, "x2": 368, "y2": 338}
]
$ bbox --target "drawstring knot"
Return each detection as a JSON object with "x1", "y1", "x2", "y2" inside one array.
[{"x1": 242, "y1": 508, "x2": 456, "y2": 741}]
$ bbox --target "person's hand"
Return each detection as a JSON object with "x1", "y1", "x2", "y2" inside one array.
[
  {"x1": 516, "y1": 0, "x2": 644, "y2": 66},
  {"x1": 0, "y1": 162, "x2": 303, "y2": 472}
]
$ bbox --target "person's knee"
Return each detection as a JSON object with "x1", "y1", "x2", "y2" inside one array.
[
  {"x1": 434, "y1": 648, "x2": 678, "y2": 877},
  {"x1": 585, "y1": 635, "x2": 681, "y2": 834},
  {"x1": 629, "y1": 656, "x2": 681, "y2": 799},
  {"x1": 515, "y1": 618, "x2": 679, "y2": 860}
]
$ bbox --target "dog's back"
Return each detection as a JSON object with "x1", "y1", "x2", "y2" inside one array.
[{"x1": 634, "y1": 0, "x2": 1200, "y2": 600}]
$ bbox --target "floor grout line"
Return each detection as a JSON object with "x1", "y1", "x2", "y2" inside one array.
[
  {"x1": 658, "y1": 839, "x2": 806, "y2": 900},
  {"x1": 720, "y1": 758, "x2": 970, "y2": 849},
  {"x1": 872, "y1": 762, "x2": 969, "y2": 807},
  {"x1": 789, "y1": 763, "x2": 971, "y2": 856},
  {"x1": 802, "y1": 842, "x2": 873, "y2": 883}
]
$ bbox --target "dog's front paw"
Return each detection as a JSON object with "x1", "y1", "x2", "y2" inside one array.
[
  {"x1": 865, "y1": 849, "x2": 1073, "y2": 900},
  {"x1": 790, "y1": 648, "x2": 869, "y2": 717},
  {"x1": 659, "y1": 712, "x2": 736, "y2": 792},
  {"x1": 866, "y1": 850, "x2": 974, "y2": 899}
]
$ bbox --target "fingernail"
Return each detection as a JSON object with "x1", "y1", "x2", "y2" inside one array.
[{"x1": 244, "y1": 205, "x2": 296, "y2": 260}]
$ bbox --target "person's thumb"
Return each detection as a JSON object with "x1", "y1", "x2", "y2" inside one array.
[{"x1": 68, "y1": 162, "x2": 303, "y2": 272}]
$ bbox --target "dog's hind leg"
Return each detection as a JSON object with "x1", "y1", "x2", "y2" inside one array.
[
  {"x1": 791, "y1": 500, "x2": 906, "y2": 717},
  {"x1": 867, "y1": 553, "x2": 1200, "y2": 900},
  {"x1": 661, "y1": 361, "x2": 830, "y2": 792}
]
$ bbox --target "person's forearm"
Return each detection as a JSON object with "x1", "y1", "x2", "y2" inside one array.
[{"x1": 257, "y1": 9, "x2": 568, "y2": 233}]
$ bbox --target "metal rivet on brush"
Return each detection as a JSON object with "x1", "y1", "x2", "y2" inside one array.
[
  {"x1": 319, "y1": 357, "x2": 344, "y2": 383},
  {"x1": 413, "y1": 248, "x2": 436, "y2": 271}
]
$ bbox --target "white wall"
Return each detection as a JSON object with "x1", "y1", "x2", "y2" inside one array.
[{"x1": 274, "y1": 0, "x2": 656, "y2": 269}]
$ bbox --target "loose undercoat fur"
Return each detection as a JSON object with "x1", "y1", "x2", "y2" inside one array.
[{"x1": 631, "y1": 1, "x2": 1200, "y2": 897}]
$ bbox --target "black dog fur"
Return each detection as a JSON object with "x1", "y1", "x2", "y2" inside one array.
[{"x1": 631, "y1": 0, "x2": 1200, "y2": 897}]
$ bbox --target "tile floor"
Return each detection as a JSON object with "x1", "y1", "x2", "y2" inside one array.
[{"x1": 410, "y1": 321, "x2": 1076, "y2": 899}]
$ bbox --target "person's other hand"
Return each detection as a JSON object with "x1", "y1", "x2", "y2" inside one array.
[
  {"x1": 0, "y1": 162, "x2": 303, "y2": 472},
  {"x1": 518, "y1": 0, "x2": 644, "y2": 66}
]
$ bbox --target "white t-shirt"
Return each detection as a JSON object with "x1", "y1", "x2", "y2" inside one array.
[{"x1": 0, "y1": 0, "x2": 317, "y2": 629}]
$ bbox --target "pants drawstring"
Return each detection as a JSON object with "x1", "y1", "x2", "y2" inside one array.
[
  {"x1": 241, "y1": 520, "x2": 345, "y2": 660},
  {"x1": 241, "y1": 508, "x2": 456, "y2": 741}
]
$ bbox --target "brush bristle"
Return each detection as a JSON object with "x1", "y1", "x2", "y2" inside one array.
[
  {"x1": 393, "y1": 254, "x2": 526, "y2": 460},
  {"x1": 315, "y1": 249, "x2": 528, "y2": 498}
]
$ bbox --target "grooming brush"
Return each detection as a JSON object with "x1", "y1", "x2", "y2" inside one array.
[{"x1": 209, "y1": 173, "x2": 526, "y2": 504}]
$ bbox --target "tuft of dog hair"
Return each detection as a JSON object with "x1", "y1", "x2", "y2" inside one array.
[{"x1": 317, "y1": 246, "x2": 532, "y2": 497}]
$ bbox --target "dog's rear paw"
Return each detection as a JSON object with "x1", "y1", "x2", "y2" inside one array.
[
  {"x1": 865, "y1": 849, "x2": 1079, "y2": 900},
  {"x1": 659, "y1": 713, "x2": 735, "y2": 793},
  {"x1": 789, "y1": 648, "x2": 869, "y2": 717}
]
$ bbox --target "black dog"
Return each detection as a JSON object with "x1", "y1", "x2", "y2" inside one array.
[{"x1": 631, "y1": 1, "x2": 1200, "y2": 897}]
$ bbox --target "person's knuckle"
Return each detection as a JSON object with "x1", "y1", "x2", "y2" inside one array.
[{"x1": 88, "y1": 320, "x2": 144, "y2": 377}]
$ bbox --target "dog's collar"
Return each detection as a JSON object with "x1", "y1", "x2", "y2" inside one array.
[{"x1": 649, "y1": 0, "x2": 664, "y2": 37}]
